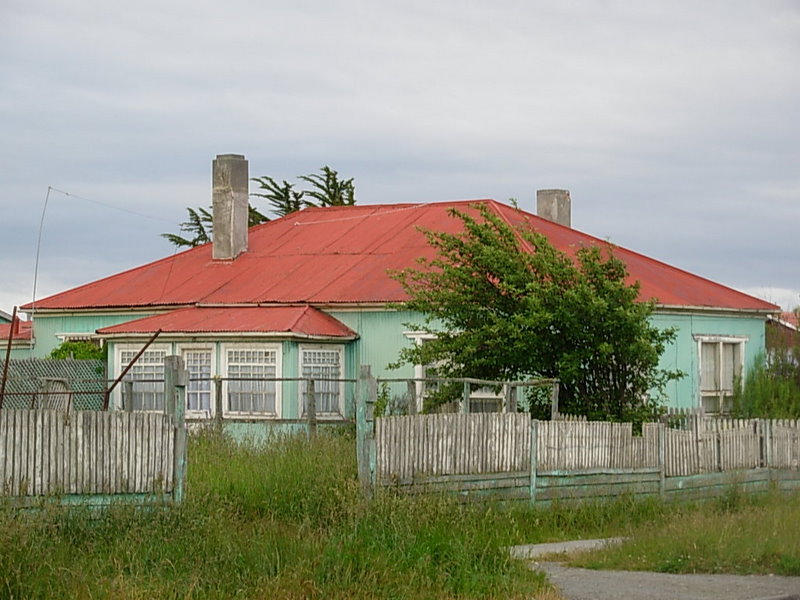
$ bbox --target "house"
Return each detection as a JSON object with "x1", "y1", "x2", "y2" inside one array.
[
  {"x1": 19, "y1": 154, "x2": 778, "y2": 421},
  {"x1": 0, "y1": 316, "x2": 34, "y2": 360},
  {"x1": 767, "y1": 311, "x2": 798, "y2": 362}
]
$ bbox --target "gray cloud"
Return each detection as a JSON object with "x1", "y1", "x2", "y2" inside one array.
[{"x1": 1, "y1": 0, "x2": 798, "y2": 312}]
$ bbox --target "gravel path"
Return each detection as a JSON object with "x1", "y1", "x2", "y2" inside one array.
[
  {"x1": 510, "y1": 539, "x2": 800, "y2": 600},
  {"x1": 536, "y1": 561, "x2": 800, "y2": 600}
]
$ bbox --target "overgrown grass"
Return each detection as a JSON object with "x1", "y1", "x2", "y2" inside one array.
[
  {"x1": 3, "y1": 432, "x2": 797, "y2": 598},
  {"x1": 568, "y1": 488, "x2": 800, "y2": 576},
  {"x1": 0, "y1": 432, "x2": 550, "y2": 599}
]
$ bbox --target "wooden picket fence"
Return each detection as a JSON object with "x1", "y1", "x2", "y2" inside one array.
[
  {"x1": 0, "y1": 356, "x2": 189, "y2": 507},
  {"x1": 0, "y1": 410, "x2": 176, "y2": 498},
  {"x1": 370, "y1": 413, "x2": 800, "y2": 503}
]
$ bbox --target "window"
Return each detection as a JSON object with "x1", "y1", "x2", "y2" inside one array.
[
  {"x1": 405, "y1": 332, "x2": 504, "y2": 413},
  {"x1": 182, "y1": 347, "x2": 213, "y2": 414},
  {"x1": 300, "y1": 346, "x2": 344, "y2": 416},
  {"x1": 696, "y1": 336, "x2": 746, "y2": 414},
  {"x1": 119, "y1": 347, "x2": 168, "y2": 411},
  {"x1": 223, "y1": 346, "x2": 280, "y2": 417}
]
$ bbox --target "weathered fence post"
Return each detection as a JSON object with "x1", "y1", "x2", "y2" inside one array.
[
  {"x1": 658, "y1": 422, "x2": 666, "y2": 499},
  {"x1": 122, "y1": 380, "x2": 134, "y2": 412},
  {"x1": 406, "y1": 379, "x2": 417, "y2": 415},
  {"x1": 530, "y1": 419, "x2": 539, "y2": 505},
  {"x1": 550, "y1": 381, "x2": 560, "y2": 421},
  {"x1": 214, "y1": 376, "x2": 223, "y2": 432},
  {"x1": 356, "y1": 365, "x2": 377, "y2": 498},
  {"x1": 461, "y1": 381, "x2": 470, "y2": 414},
  {"x1": 165, "y1": 356, "x2": 188, "y2": 504},
  {"x1": 306, "y1": 379, "x2": 317, "y2": 439},
  {"x1": 762, "y1": 419, "x2": 772, "y2": 470}
]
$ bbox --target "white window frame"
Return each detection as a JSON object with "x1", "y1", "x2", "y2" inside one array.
[
  {"x1": 299, "y1": 344, "x2": 345, "y2": 419},
  {"x1": 221, "y1": 343, "x2": 282, "y2": 419},
  {"x1": 405, "y1": 332, "x2": 438, "y2": 413},
  {"x1": 403, "y1": 332, "x2": 504, "y2": 413},
  {"x1": 56, "y1": 332, "x2": 104, "y2": 346},
  {"x1": 177, "y1": 344, "x2": 216, "y2": 419},
  {"x1": 694, "y1": 334, "x2": 747, "y2": 415},
  {"x1": 115, "y1": 343, "x2": 171, "y2": 412}
]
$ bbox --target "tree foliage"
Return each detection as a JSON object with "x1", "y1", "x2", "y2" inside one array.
[
  {"x1": 48, "y1": 340, "x2": 106, "y2": 361},
  {"x1": 163, "y1": 166, "x2": 355, "y2": 248},
  {"x1": 734, "y1": 317, "x2": 800, "y2": 418},
  {"x1": 392, "y1": 204, "x2": 681, "y2": 422}
]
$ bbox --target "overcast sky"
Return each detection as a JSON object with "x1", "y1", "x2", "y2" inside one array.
[{"x1": 1, "y1": 0, "x2": 798, "y2": 316}]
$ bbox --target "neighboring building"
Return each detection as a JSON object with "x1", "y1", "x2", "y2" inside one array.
[
  {"x1": 19, "y1": 154, "x2": 778, "y2": 419},
  {"x1": 0, "y1": 318, "x2": 34, "y2": 359},
  {"x1": 767, "y1": 311, "x2": 798, "y2": 362},
  {"x1": 0, "y1": 310, "x2": 11, "y2": 323}
]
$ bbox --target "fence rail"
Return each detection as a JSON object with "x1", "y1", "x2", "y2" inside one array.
[{"x1": 367, "y1": 410, "x2": 800, "y2": 503}]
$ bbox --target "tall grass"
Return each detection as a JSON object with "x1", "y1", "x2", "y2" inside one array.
[
  {"x1": 568, "y1": 489, "x2": 800, "y2": 576},
  {"x1": 0, "y1": 432, "x2": 549, "y2": 599}
]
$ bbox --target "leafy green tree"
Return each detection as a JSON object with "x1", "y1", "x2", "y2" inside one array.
[
  {"x1": 392, "y1": 204, "x2": 681, "y2": 422},
  {"x1": 48, "y1": 340, "x2": 106, "y2": 361},
  {"x1": 163, "y1": 166, "x2": 355, "y2": 248}
]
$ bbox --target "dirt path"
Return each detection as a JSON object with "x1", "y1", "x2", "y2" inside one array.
[
  {"x1": 536, "y1": 561, "x2": 800, "y2": 600},
  {"x1": 510, "y1": 540, "x2": 800, "y2": 600}
]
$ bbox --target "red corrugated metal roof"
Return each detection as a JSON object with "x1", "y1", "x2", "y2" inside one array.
[
  {"x1": 24, "y1": 200, "x2": 778, "y2": 312},
  {"x1": 97, "y1": 306, "x2": 357, "y2": 339},
  {"x1": 0, "y1": 320, "x2": 32, "y2": 341}
]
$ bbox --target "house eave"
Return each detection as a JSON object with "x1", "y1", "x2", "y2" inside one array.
[
  {"x1": 654, "y1": 304, "x2": 779, "y2": 318},
  {"x1": 97, "y1": 331, "x2": 358, "y2": 342}
]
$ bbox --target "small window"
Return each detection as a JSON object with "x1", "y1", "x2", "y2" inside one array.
[
  {"x1": 696, "y1": 336, "x2": 746, "y2": 414},
  {"x1": 182, "y1": 348, "x2": 213, "y2": 414},
  {"x1": 120, "y1": 347, "x2": 168, "y2": 411},
  {"x1": 300, "y1": 346, "x2": 344, "y2": 416},
  {"x1": 223, "y1": 346, "x2": 280, "y2": 417}
]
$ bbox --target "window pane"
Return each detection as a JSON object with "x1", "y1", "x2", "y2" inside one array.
[
  {"x1": 121, "y1": 349, "x2": 166, "y2": 411},
  {"x1": 721, "y1": 343, "x2": 736, "y2": 391},
  {"x1": 226, "y1": 350, "x2": 277, "y2": 414},
  {"x1": 184, "y1": 350, "x2": 212, "y2": 412},
  {"x1": 301, "y1": 349, "x2": 341, "y2": 414},
  {"x1": 700, "y1": 342, "x2": 719, "y2": 392},
  {"x1": 701, "y1": 394, "x2": 720, "y2": 414}
]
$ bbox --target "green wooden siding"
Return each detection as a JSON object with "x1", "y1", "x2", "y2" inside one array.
[
  {"x1": 21, "y1": 307, "x2": 768, "y2": 411},
  {"x1": 652, "y1": 311, "x2": 766, "y2": 410}
]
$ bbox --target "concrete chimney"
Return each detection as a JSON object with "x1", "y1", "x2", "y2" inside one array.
[
  {"x1": 536, "y1": 189, "x2": 571, "y2": 228},
  {"x1": 212, "y1": 153, "x2": 249, "y2": 260}
]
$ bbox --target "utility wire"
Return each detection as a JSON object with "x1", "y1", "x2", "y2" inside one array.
[
  {"x1": 30, "y1": 186, "x2": 185, "y2": 312},
  {"x1": 47, "y1": 186, "x2": 177, "y2": 224}
]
